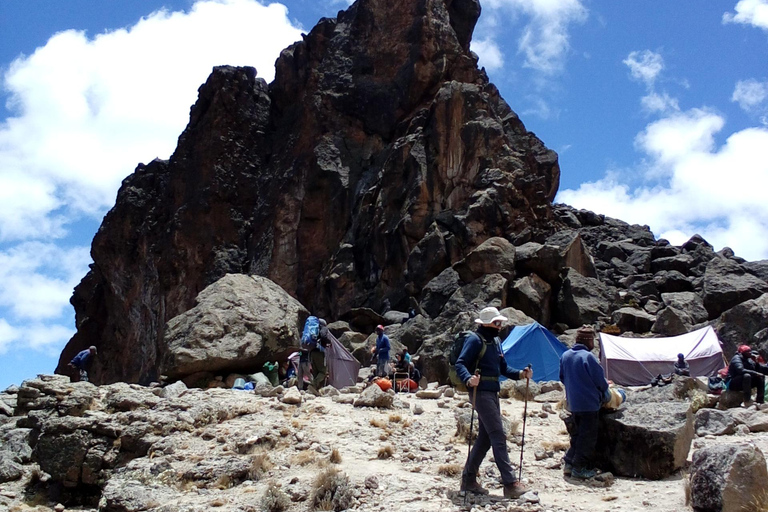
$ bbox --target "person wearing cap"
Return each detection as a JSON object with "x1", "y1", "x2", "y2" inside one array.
[
  {"x1": 374, "y1": 325, "x2": 391, "y2": 377},
  {"x1": 455, "y1": 306, "x2": 532, "y2": 499},
  {"x1": 68, "y1": 346, "x2": 97, "y2": 382},
  {"x1": 560, "y1": 326, "x2": 609, "y2": 480},
  {"x1": 728, "y1": 345, "x2": 768, "y2": 407}
]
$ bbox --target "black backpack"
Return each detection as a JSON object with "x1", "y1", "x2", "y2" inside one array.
[{"x1": 448, "y1": 331, "x2": 487, "y2": 392}]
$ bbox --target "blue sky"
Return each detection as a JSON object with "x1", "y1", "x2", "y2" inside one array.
[{"x1": 1, "y1": 0, "x2": 767, "y2": 389}]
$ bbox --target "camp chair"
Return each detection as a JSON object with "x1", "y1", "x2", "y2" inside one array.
[{"x1": 393, "y1": 371, "x2": 411, "y2": 393}]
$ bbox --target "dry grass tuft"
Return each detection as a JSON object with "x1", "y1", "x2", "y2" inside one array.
[
  {"x1": 210, "y1": 497, "x2": 227, "y2": 507},
  {"x1": 378, "y1": 433, "x2": 389, "y2": 441},
  {"x1": 329, "y1": 448, "x2": 342, "y2": 464},
  {"x1": 388, "y1": 414, "x2": 402, "y2": 423},
  {"x1": 311, "y1": 467, "x2": 354, "y2": 511},
  {"x1": 292, "y1": 450, "x2": 317, "y2": 466},
  {"x1": 249, "y1": 452, "x2": 273, "y2": 481},
  {"x1": 541, "y1": 440, "x2": 570, "y2": 452},
  {"x1": 683, "y1": 470, "x2": 692, "y2": 506},
  {"x1": 437, "y1": 464, "x2": 462, "y2": 477},
  {"x1": 745, "y1": 490, "x2": 768, "y2": 511},
  {"x1": 261, "y1": 480, "x2": 292, "y2": 512},
  {"x1": 370, "y1": 417, "x2": 388, "y2": 429},
  {"x1": 279, "y1": 427, "x2": 291, "y2": 437},
  {"x1": 213, "y1": 474, "x2": 233, "y2": 490},
  {"x1": 377, "y1": 445, "x2": 394, "y2": 459}
]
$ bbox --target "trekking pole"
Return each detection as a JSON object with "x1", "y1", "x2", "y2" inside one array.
[
  {"x1": 465, "y1": 369, "x2": 480, "y2": 504},
  {"x1": 519, "y1": 364, "x2": 532, "y2": 482}
]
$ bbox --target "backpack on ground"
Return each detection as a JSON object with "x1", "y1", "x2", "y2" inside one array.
[
  {"x1": 301, "y1": 316, "x2": 321, "y2": 350},
  {"x1": 448, "y1": 331, "x2": 486, "y2": 392}
]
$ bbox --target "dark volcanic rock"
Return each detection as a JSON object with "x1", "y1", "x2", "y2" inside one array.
[
  {"x1": 578, "y1": 402, "x2": 693, "y2": 480},
  {"x1": 689, "y1": 443, "x2": 768, "y2": 512},
  {"x1": 57, "y1": 0, "x2": 561, "y2": 384},
  {"x1": 702, "y1": 257, "x2": 768, "y2": 320}
]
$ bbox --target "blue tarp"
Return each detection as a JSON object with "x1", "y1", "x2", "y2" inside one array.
[{"x1": 501, "y1": 322, "x2": 567, "y2": 382}]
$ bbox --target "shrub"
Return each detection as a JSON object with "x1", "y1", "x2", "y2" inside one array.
[
  {"x1": 329, "y1": 448, "x2": 342, "y2": 464},
  {"x1": 437, "y1": 464, "x2": 462, "y2": 477},
  {"x1": 249, "y1": 452, "x2": 273, "y2": 481},
  {"x1": 377, "y1": 445, "x2": 394, "y2": 459},
  {"x1": 261, "y1": 481, "x2": 291, "y2": 512},
  {"x1": 311, "y1": 468, "x2": 354, "y2": 511}
]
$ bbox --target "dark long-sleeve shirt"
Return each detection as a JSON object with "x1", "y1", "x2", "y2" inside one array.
[
  {"x1": 376, "y1": 334, "x2": 390, "y2": 361},
  {"x1": 559, "y1": 344, "x2": 609, "y2": 413},
  {"x1": 728, "y1": 353, "x2": 768, "y2": 378},
  {"x1": 70, "y1": 349, "x2": 93, "y2": 369},
  {"x1": 455, "y1": 326, "x2": 521, "y2": 392}
]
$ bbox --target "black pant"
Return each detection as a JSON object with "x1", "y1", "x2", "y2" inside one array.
[
  {"x1": 730, "y1": 373, "x2": 765, "y2": 403},
  {"x1": 462, "y1": 390, "x2": 516, "y2": 485},
  {"x1": 565, "y1": 411, "x2": 599, "y2": 470}
]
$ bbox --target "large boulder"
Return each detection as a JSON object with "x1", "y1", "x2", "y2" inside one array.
[
  {"x1": 661, "y1": 292, "x2": 709, "y2": 324},
  {"x1": 508, "y1": 273, "x2": 552, "y2": 326},
  {"x1": 611, "y1": 307, "x2": 655, "y2": 334},
  {"x1": 453, "y1": 237, "x2": 516, "y2": 284},
  {"x1": 420, "y1": 268, "x2": 462, "y2": 319},
  {"x1": 702, "y1": 257, "x2": 768, "y2": 320},
  {"x1": 557, "y1": 268, "x2": 617, "y2": 327},
  {"x1": 715, "y1": 293, "x2": 768, "y2": 357},
  {"x1": 353, "y1": 385, "x2": 394, "y2": 409},
  {"x1": 160, "y1": 274, "x2": 309, "y2": 379},
  {"x1": 694, "y1": 409, "x2": 736, "y2": 436},
  {"x1": 567, "y1": 401, "x2": 693, "y2": 480},
  {"x1": 689, "y1": 443, "x2": 768, "y2": 512},
  {"x1": 515, "y1": 231, "x2": 596, "y2": 284},
  {"x1": 651, "y1": 307, "x2": 692, "y2": 336}
]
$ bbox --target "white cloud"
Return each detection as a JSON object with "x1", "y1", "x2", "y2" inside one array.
[
  {"x1": 641, "y1": 92, "x2": 680, "y2": 114},
  {"x1": 732, "y1": 79, "x2": 768, "y2": 113},
  {"x1": 0, "y1": 243, "x2": 90, "y2": 320},
  {"x1": 0, "y1": 0, "x2": 303, "y2": 242},
  {"x1": 723, "y1": 0, "x2": 768, "y2": 31},
  {"x1": 624, "y1": 50, "x2": 664, "y2": 88},
  {"x1": 0, "y1": 319, "x2": 20, "y2": 355},
  {"x1": 471, "y1": 38, "x2": 504, "y2": 71},
  {"x1": 558, "y1": 110, "x2": 768, "y2": 261},
  {"x1": 483, "y1": 0, "x2": 587, "y2": 74}
]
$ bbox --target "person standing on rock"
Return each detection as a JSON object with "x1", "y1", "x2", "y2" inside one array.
[
  {"x1": 728, "y1": 345, "x2": 767, "y2": 408},
  {"x1": 374, "y1": 325, "x2": 390, "y2": 378},
  {"x1": 559, "y1": 326, "x2": 609, "y2": 480},
  {"x1": 68, "y1": 346, "x2": 97, "y2": 382},
  {"x1": 455, "y1": 306, "x2": 532, "y2": 499}
]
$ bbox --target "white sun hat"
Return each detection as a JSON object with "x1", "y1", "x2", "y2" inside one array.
[{"x1": 474, "y1": 306, "x2": 508, "y2": 325}]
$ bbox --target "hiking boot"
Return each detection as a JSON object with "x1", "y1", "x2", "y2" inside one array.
[
  {"x1": 503, "y1": 482, "x2": 529, "y2": 499},
  {"x1": 459, "y1": 479, "x2": 489, "y2": 495},
  {"x1": 563, "y1": 462, "x2": 573, "y2": 476},
  {"x1": 571, "y1": 467, "x2": 598, "y2": 479}
]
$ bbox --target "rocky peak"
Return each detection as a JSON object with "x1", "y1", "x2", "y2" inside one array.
[{"x1": 57, "y1": 0, "x2": 560, "y2": 384}]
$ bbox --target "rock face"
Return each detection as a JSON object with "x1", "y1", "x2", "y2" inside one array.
[
  {"x1": 55, "y1": 0, "x2": 768, "y2": 387},
  {"x1": 689, "y1": 443, "x2": 768, "y2": 512},
  {"x1": 57, "y1": 0, "x2": 560, "y2": 385}
]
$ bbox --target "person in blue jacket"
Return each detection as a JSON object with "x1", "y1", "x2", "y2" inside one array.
[
  {"x1": 559, "y1": 326, "x2": 609, "y2": 479},
  {"x1": 69, "y1": 346, "x2": 97, "y2": 382},
  {"x1": 374, "y1": 325, "x2": 390, "y2": 377},
  {"x1": 456, "y1": 306, "x2": 532, "y2": 499}
]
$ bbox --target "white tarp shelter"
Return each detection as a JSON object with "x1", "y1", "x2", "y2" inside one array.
[{"x1": 599, "y1": 326, "x2": 725, "y2": 386}]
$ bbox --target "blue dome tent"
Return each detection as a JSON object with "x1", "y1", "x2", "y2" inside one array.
[{"x1": 501, "y1": 322, "x2": 567, "y2": 382}]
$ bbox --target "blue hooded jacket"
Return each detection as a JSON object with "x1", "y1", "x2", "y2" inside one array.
[
  {"x1": 559, "y1": 344, "x2": 609, "y2": 412},
  {"x1": 70, "y1": 349, "x2": 93, "y2": 369}
]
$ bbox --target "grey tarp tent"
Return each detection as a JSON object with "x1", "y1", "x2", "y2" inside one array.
[
  {"x1": 599, "y1": 326, "x2": 725, "y2": 386},
  {"x1": 325, "y1": 332, "x2": 361, "y2": 389}
]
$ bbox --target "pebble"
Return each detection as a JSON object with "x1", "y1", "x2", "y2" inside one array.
[{"x1": 54, "y1": 504, "x2": 66, "y2": 512}]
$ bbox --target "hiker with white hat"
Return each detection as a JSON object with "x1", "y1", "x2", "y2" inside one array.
[{"x1": 455, "y1": 306, "x2": 533, "y2": 499}]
